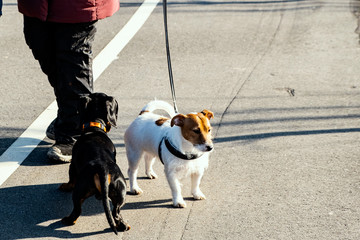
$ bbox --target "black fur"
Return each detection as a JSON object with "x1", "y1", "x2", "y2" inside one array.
[{"x1": 59, "y1": 92, "x2": 130, "y2": 234}]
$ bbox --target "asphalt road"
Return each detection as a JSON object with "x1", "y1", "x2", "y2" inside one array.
[{"x1": 1, "y1": 0, "x2": 360, "y2": 239}]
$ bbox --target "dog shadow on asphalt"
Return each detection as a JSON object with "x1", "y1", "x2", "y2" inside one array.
[
  {"x1": 0, "y1": 182, "x2": 182, "y2": 239},
  {"x1": 0, "y1": 183, "x2": 110, "y2": 239},
  {"x1": 0, "y1": 141, "x2": 185, "y2": 239}
]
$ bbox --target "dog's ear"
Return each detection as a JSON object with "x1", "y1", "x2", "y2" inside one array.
[
  {"x1": 171, "y1": 114, "x2": 186, "y2": 127},
  {"x1": 200, "y1": 110, "x2": 214, "y2": 120},
  {"x1": 80, "y1": 95, "x2": 92, "y2": 109},
  {"x1": 79, "y1": 95, "x2": 92, "y2": 122},
  {"x1": 106, "y1": 96, "x2": 118, "y2": 127}
]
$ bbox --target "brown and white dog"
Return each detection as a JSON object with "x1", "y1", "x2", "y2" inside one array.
[{"x1": 124, "y1": 100, "x2": 214, "y2": 208}]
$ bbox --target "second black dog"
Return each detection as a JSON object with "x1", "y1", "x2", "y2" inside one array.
[{"x1": 60, "y1": 92, "x2": 130, "y2": 234}]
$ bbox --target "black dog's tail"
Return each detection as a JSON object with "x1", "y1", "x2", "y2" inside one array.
[{"x1": 95, "y1": 168, "x2": 118, "y2": 235}]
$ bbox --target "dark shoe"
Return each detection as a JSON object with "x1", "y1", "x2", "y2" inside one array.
[
  {"x1": 46, "y1": 119, "x2": 56, "y2": 140},
  {"x1": 47, "y1": 142, "x2": 73, "y2": 163}
]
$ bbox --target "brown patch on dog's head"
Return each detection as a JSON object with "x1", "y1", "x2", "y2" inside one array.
[
  {"x1": 155, "y1": 117, "x2": 169, "y2": 126},
  {"x1": 200, "y1": 110, "x2": 214, "y2": 120},
  {"x1": 171, "y1": 110, "x2": 214, "y2": 152}
]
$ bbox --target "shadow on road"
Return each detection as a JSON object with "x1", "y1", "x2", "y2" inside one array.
[
  {"x1": 0, "y1": 182, "x2": 181, "y2": 238},
  {"x1": 215, "y1": 127, "x2": 360, "y2": 143},
  {"x1": 0, "y1": 183, "x2": 109, "y2": 239},
  {"x1": 123, "y1": 198, "x2": 174, "y2": 209}
]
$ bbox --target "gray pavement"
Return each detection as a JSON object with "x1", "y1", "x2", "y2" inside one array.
[{"x1": 1, "y1": 0, "x2": 360, "y2": 239}]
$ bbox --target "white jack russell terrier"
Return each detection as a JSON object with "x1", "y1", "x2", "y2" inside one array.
[{"x1": 124, "y1": 100, "x2": 214, "y2": 208}]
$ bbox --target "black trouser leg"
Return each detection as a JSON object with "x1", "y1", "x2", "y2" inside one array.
[{"x1": 23, "y1": 16, "x2": 96, "y2": 144}]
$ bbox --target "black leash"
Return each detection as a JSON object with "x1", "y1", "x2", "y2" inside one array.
[{"x1": 162, "y1": 0, "x2": 179, "y2": 114}]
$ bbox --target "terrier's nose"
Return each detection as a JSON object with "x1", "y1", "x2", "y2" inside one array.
[{"x1": 206, "y1": 145, "x2": 213, "y2": 152}]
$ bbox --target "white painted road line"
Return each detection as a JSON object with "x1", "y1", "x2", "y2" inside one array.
[
  {"x1": 0, "y1": 0, "x2": 160, "y2": 187},
  {"x1": 94, "y1": 0, "x2": 160, "y2": 80}
]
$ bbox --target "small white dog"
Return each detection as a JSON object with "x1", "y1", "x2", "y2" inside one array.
[{"x1": 124, "y1": 100, "x2": 214, "y2": 208}]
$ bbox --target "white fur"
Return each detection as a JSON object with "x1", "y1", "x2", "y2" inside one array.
[{"x1": 124, "y1": 100, "x2": 211, "y2": 208}]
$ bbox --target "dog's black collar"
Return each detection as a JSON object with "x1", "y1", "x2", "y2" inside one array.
[
  {"x1": 82, "y1": 121, "x2": 107, "y2": 132},
  {"x1": 158, "y1": 137, "x2": 202, "y2": 164}
]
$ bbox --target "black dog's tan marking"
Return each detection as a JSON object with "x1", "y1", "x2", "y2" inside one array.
[
  {"x1": 59, "y1": 92, "x2": 130, "y2": 234},
  {"x1": 94, "y1": 173, "x2": 112, "y2": 193}
]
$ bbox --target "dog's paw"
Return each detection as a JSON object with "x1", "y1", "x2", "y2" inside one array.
[
  {"x1": 192, "y1": 191, "x2": 206, "y2": 200},
  {"x1": 95, "y1": 193, "x2": 102, "y2": 200},
  {"x1": 61, "y1": 216, "x2": 77, "y2": 226},
  {"x1": 146, "y1": 171, "x2": 158, "y2": 179},
  {"x1": 116, "y1": 221, "x2": 131, "y2": 232},
  {"x1": 59, "y1": 183, "x2": 74, "y2": 192},
  {"x1": 129, "y1": 187, "x2": 143, "y2": 195},
  {"x1": 173, "y1": 200, "x2": 187, "y2": 208}
]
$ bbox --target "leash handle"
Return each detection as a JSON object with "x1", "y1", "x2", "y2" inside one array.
[{"x1": 163, "y1": 0, "x2": 179, "y2": 114}]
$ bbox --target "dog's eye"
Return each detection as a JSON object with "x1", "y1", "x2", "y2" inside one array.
[
  {"x1": 193, "y1": 129, "x2": 201, "y2": 134},
  {"x1": 208, "y1": 128, "x2": 211, "y2": 133}
]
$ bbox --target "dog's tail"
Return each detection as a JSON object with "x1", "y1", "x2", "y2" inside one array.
[
  {"x1": 141, "y1": 100, "x2": 176, "y2": 118},
  {"x1": 95, "y1": 168, "x2": 118, "y2": 235}
]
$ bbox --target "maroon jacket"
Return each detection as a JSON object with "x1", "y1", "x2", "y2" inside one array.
[{"x1": 18, "y1": 0, "x2": 119, "y2": 23}]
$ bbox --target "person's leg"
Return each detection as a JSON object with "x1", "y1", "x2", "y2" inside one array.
[
  {"x1": 23, "y1": 16, "x2": 97, "y2": 162},
  {"x1": 52, "y1": 21, "x2": 96, "y2": 145},
  {"x1": 24, "y1": 15, "x2": 61, "y2": 141},
  {"x1": 46, "y1": 21, "x2": 97, "y2": 162},
  {"x1": 23, "y1": 16, "x2": 59, "y2": 141},
  {"x1": 23, "y1": 16, "x2": 57, "y2": 87}
]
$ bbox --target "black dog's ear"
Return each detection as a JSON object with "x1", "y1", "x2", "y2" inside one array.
[
  {"x1": 80, "y1": 95, "x2": 92, "y2": 110},
  {"x1": 79, "y1": 95, "x2": 92, "y2": 122},
  {"x1": 106, "y1": 96, "x2": 118, "y2": 127}
]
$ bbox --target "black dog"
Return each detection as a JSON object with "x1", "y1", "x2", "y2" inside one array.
[{"x1": 59, "y1": 92, "x2": 130, "y2": 234}]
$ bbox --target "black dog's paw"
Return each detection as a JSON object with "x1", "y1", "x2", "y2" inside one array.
[
  {"x1": 61, "y1": 216, "x2": 77, "y2": 226},
  {"x1": 95, "y1": 193, "x2": 102, "y2": 200},
  {"x1": 116, "y1": 221, "x2": 131, "y2": 232},
  {"x1": 59, "y1": 183, "x2": 75, "y2": 192}
]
